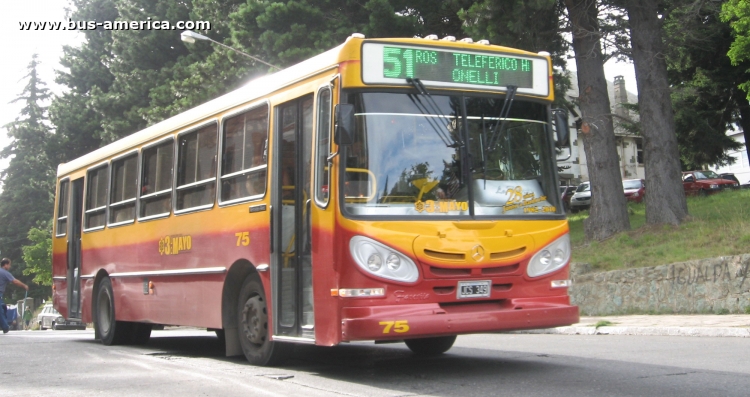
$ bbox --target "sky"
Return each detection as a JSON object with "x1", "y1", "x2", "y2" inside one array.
[{"x1": 0, "y1": 1, "x2": 638, "y2": 171}]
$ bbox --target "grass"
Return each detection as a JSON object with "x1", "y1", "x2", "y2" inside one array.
[
  {"x1": 569, "y1": 188, "x2": 750, "y2": 272},
  {"x1": 593, "y1": 320, "x2": 615, "y2": 329}
]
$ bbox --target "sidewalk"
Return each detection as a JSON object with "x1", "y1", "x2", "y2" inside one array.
[{"x1": 517, "y1": 315, "x2": 750, "y2": 337}]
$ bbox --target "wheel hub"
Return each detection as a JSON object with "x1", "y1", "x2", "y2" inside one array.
[{"x1": 241, "y1": 296, "x2": 266, "y2": 345}]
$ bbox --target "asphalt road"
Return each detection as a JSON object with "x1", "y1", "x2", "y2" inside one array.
[{"x1": 2, "y1": 329, "x2": 750, "y2": 396}]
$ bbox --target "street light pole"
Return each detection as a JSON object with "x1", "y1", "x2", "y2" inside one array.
[{"x1": 180, "y1": 30, "x2": 281, "y2": 71}]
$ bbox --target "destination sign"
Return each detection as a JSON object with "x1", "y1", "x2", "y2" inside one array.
[{"x1": 382, "y1": 45, "x2": 534, "y2": 88}]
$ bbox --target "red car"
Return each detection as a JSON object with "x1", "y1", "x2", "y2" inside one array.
[
  {"x1": 623, "y1": 179, "x2": 645, "y2": 203},
  {"x1": 560, "y1": 186, "x2": 577, "y2": 211},
  {"x1": 682, "y1": 170, "x2": 738, "y2": 196}
]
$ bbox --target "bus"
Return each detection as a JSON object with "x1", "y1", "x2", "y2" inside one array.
[{"x1": 51, "y1": 34, "x2": 578, "y2": 366}]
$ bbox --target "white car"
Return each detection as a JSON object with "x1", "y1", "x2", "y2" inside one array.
[
  {"x1": 569, "y1": 182, "x2": 591, "y2": 212},
  {"x1": 37, "y1": 304, "x2": 86, "y2": 331}
]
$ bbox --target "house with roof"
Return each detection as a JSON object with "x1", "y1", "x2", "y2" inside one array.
[{"x1": 557, "y1": 75, "x2": 644, "y2": 187}]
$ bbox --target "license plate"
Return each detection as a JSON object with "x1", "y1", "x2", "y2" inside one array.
[{"x1": 457, "y1": 280, "x2": 491, "y2": 299}]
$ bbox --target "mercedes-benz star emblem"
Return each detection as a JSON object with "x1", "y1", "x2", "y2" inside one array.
[{"x1": 471, "y1": 245, "x2": 485, "y2": 262}]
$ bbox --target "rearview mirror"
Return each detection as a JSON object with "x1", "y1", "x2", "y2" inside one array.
[
  {"x1": 553, "y1": 109, "x2": 570, "y2": 148},
  {"x1": 334, "y1": 104, "x2": 355, "y2": 145}
]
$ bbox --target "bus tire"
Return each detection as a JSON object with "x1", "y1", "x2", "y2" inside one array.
[
  {"x1": 405, "y1": 335, "x2": 457, "y2": 355},
  {"x1": 95, "y1": 277, "x2": 130, "y2": 345},
  {"x1": 237, "y1": 276, "x2": 291, "y2": 366}
]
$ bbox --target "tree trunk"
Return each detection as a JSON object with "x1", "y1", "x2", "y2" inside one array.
[
  {"x1": 564, "y1": 0, "x2": 630, "y2": 241},
  {"x1": 735, "y1": 92, "x2": 750, "y2": 171},
  {"x1": 625, "y1": 0, "x2": 688, "y2": 225}
]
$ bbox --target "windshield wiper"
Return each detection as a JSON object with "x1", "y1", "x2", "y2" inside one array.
[
  {"x1": 406, "y1": 78, "x2": 462, "y2": 148},
  {"x1": 484, "y1": 85, "x2": 518, "y2": 155}
]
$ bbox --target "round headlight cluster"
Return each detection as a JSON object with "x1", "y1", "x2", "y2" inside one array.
[
  {"x1": 527, "y1": 234, "x2": 571, "y2": 278},
  {"x1": 350, "y1": 236, "x2": 419, "y2": 283},
  {"x1": 367, "y1": 253, "x2": 382, "y2": 271}
]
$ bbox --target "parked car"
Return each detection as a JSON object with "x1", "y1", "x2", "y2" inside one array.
[
  {"x1": 682, "y1": 170, "x2": 738, "y2": 196},
  {"x1": 37, "y1": 304, "x2": 86, "y2": 331},
  {"x1": 569, "y1": 182, "x2": 591, "y2": 212},
  {"x1": 623, "y1": 179, "x2": 645, "y2": 203},
  {"x1": 560, "y1": 186, "x2": 577, "y2": 211},
  {"x1": 719, "y1": 173, "x2": 741, "y2": 185}
]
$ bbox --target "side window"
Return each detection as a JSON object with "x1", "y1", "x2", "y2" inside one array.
[
  {"x1": 220, "y1": 105, "x2": 269, "y2": 203},
  {"x1": 56, "y1": 180, "x2": 69, "y2": 236},
  {"x1": 176, "y1": 123, "x2": 217, "y2": 211},
  {"x1": 315, "y1": 87, "x2": 331, "y2": 205},
  {"x1": 140, "y1": 139, "x2": 173, "y2": 218},
  {"x1": 85, "y1": 164, "x2": 109, "y2": 230},
  {"x1": 109, "y1": 153, "x2": 138, "y2": 224}
]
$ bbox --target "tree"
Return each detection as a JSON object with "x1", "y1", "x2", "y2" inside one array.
[
  {"x1": 460, "y1": 0, "x2": 573, "y2": 105},
  {"x1": 664, "y1": 1, "x2": 748, "y2": 170},
  {"x1": 721, "y1": 0, "x2": 750, "y2": 100},
  {"x1": 0, "y1": 55, "x2": 55, "y2": 301},
  {"x1": 564, "y1": 0, "x2": 631, "y2": 241},
  {"x1": 22, "y1": 220, "x2": 53, "y2": 287},
  {"x1": 48, "y1": 0, "x2": 117, "y2": 165},
  {"x1": 228, "y1": 0, "x2": 423, "y2": 67},
  {"x1": 620, "y1": 0, "x2": 688, "y2": 225}
]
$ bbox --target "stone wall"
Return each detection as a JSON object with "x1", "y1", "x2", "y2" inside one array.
[{"x1": 570, "y1": 254, "x2": 750, "y2": 315}]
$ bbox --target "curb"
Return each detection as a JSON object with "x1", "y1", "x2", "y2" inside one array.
[{"x1": 511, "y1": 326, "x2": 750, "y2": 338}]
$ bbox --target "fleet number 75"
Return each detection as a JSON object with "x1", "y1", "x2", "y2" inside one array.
[
  {"x1": 379, "y1": 320, "x2": 410, "y2": 334},
  {"x1": 235, "y1": 232, "x2": 250, "y2": 246}
]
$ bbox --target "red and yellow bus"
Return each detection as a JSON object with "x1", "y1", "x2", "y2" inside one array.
[{"x1": 52, "y1": 34, "x2": 578, "y2": 365}]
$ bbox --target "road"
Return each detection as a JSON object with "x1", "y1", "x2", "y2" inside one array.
[{"x1": 2, "y1": 328, "x2": 750, "y2": 396}]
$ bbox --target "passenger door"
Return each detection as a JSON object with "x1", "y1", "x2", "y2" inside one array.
[
  {"x1": 272, "y1": 95, "x2": 314, "y2": 340},
  {"x1": 67, "y1": 178, "x2": 84, "y2": 319}
]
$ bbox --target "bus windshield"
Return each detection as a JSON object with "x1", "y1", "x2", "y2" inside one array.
[{"x1": 342, "y1": 92, "x2": 560, "y2": 217}]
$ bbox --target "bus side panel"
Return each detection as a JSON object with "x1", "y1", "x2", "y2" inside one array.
[
  {"x1": 310, "y1": 219, "x2": 340, "y2": 346},
  {"x1": 51, "y1": 248, "x2": 68, "y2": 318},
  {"x1": 77, "y1": 204, "x2": 271, "y2": 329}
]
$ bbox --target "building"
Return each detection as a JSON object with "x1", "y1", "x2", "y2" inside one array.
[
  {"x1": 557, "y1": 75, "x2": 644, "y2": 187},
  {"x1": 713, "y1": 131, "x2": 750, "y2": 185}
]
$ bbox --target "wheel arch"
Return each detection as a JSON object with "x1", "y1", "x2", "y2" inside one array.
[{"x1": 221, "y1": 259, "x2": 261, "y2": 357}]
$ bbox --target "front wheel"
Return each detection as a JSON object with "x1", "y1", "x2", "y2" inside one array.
[
  {"x1": 405, "y1": 335, "x2": 457, "y2": 355},
  {"x1": 237, "y1": 276, "x2": 291, "y2": 366}
]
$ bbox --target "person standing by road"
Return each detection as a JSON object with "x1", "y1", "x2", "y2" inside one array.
[
  {"x1": 23, "y1": 307, "x2": 32, "y2": 330},
  {"x1": 0, "y1": 258, "x2": 29, "y2": 334}
]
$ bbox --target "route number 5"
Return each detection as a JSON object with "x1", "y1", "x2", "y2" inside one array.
[
  {"x1": 379, "y1": 320, "x2": 410, "y2": 334},
  {"x1": 235, "y1": 232, "x2": 250, "y2": 246}
]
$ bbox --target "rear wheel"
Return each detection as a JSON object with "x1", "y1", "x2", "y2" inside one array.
[
  {"x1": 237, "y1": 276, "x2": 291, "y2": 366},
  {"x1": 94, "y1": 277, "x2": 131, "y2": 345},
  {"x1": 405, "y1": 335, "x2": 457, "y2": 355}
]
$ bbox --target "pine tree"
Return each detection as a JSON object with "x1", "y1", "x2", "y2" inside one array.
[
  {"x1": 665, "y1": 0, "x2": 748, "y2": 170},
  {"x1": 0, "y1": 54, "x2": 55, "y2": 301}
]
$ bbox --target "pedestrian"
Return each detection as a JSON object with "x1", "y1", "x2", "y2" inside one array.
[
  {"x1": 23, "y1": 307, "x2": 32, "y2": 330},
  {"x1": 0, "y1": 258, "x2": 29, "y2": 334}
]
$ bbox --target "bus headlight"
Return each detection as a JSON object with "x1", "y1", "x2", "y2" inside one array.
[
  {"x1": 350, "y1": 236, "x2": 419, "y2": 283},
  {"x1": 527, "y1": 234, "x2": 571, "y2": 278}
]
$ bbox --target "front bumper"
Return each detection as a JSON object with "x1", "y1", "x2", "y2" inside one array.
[{"x1": 340, "y1": 296, "x2": 578, "y2": 341}]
